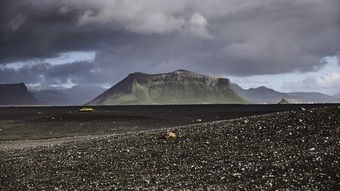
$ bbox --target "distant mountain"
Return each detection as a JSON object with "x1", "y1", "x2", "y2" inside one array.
[
  {"x1": 32, "y1": 89, "x2": 74, "y2": 105},
  {"x1": 286, "y1": 92, "x2": 334, "y2": 103},
  {"x1": 231, "y1": 83, "x2": 290, "y2": 104},
  {"x1": 333, "y1": 94, "x2": 340, "y2": 99},
  {"x1": 0, "y1": 83, "x2": 41, "y2": 105},
  {"x1": 89, "y1": 70, "x2": 247, "y2": 105},
  {"x1": 231, "y1": 83, "x2": 337, "y2": 104},
  {"x1": 330, "y1": 94, "x2": 340, "y2": 103},
  {"x1": 63, "y1": 85, "x2": 106, "y2": 105},
  {"x1": 31, "y1": 85, "x2": 106, "y2": 105}
]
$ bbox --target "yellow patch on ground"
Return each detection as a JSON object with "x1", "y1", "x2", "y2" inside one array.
[{"x1": 79, "y1": 108, "x2": 95, "y2": 112}]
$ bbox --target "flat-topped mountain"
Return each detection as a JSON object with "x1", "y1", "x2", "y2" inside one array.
[
  {"x1": 89, "y1": 70, "x2": 247, "y2": 105},
  {"x1": 0, "y1": 83, "x2": 41, "y2": 105}
]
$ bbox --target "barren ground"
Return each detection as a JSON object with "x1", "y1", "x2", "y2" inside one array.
[{"x1": 0, "y1": 105, "x2": 339, "y2": 190}]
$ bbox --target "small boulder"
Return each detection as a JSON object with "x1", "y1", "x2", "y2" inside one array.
[{"x1": 165, "y1": 130, "x2": 176, "y2": 140}]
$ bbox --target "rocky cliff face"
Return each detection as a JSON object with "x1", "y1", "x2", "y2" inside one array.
[
  {"x1": 89, "y1": 70, "x2": 247, "y2": 105},
  {"x1": 0, "y1": 83, "x2": 41, "y2": 105}
]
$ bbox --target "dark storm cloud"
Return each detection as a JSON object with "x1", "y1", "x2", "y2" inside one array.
[
  {"x1": 0, "y1": 61, "x2": 107, "y2": 85},
  {"x1": 0, "y1": 0, "x2": 339, "y2": 84},
  {"x1": 0, "y1": 0, "x2": 131, "y2": 63}
]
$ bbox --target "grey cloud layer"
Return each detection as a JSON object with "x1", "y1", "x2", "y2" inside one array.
[
  {"x1": 282, "y1": 72, "x2": 340, "y2": 94},
  {"x1": 0, "y1": 0, "x2": 339, "y2": 85},
  {"x1": 0, "y1": 62, "x2": 104, "y2": 85}
]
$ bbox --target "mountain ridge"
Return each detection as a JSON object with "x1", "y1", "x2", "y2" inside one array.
[
  {"x1": 0, "y1": 83, "x2": 41, "y2": 105},
  {"x1": 89, "y1": 70, "x2": 247, "y2": 105},
  {"x1": 230, "y1": 83, "x2": 292, "y2": 104},
  {"x1": 230, "y1": 83, "x2": 338, "y2": 104},
  {"x1": 30, "y1": 85, "x2": 106, "y2": 105}
]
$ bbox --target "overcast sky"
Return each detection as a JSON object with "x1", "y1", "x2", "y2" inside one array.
[{"x1": 0, "y1": 0, "x2": 339, "y2": 94}]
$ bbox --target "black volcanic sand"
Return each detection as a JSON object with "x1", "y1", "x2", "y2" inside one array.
[
  {"x1": 0, "y1": 104, "x2": 339, "y2": 141},
  {"x1": 1, "y1": 106, "x2": 339, "y2": 190}
]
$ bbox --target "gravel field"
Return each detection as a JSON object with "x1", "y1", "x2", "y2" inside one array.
[
  {"x1": 0, "y1": 106, "x2": 339, "y2": 190},
  {"x1": 1, "y1": 104, "x2": 337, "y2": 142}
]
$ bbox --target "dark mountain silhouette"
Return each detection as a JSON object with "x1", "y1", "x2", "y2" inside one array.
[
  {"x1": 0, "y1": 83, "x2": 41, "y2": 105},
  {"x1": 89, "y1": 70, "x2": 247, "y2": 105}
]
